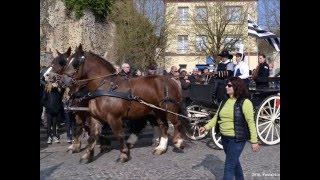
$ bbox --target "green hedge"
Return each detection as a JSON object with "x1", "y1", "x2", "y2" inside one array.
[{"x1": 64, "y1": 0, "x2": 114, "y2": 21}]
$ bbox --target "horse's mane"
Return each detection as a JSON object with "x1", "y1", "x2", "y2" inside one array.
[{"x1": 87, "y1": 51, "x2": 116, "y2": 73}]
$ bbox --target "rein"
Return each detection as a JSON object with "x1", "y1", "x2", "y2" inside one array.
[
  {"x1": 136, "y1": 99, "x2": 194, "y2": 120},
  {"x1": 74, "y1": 73, "x2": 118, "y2": 84}
]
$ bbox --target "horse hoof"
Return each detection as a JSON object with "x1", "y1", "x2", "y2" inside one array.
[
  {"x1": 174, "y1": 144, "x2": 185, "y2": 150},
  {"x1": 79, "y1": 158, "x2": 92, "y2": 164},
  {"x1": 126, "y1": 143, "x2": 135, "y2": 149},
  {"x1": 67, "y1": 149, "x2": 74, "y2": 154},
  {"x1": 116, "y1": 157, "x2": 129, "y2": 163},
  {"x1": 153, "y1": 149, "x2": 166, "y2": 155},
  {"x1": 150, "y1": 142, "x2": 159, "y2": 147}
]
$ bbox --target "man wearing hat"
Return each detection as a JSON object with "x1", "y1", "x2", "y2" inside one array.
[{"x1": 212, "y1": 50, "x2": 235, "y2": 100}]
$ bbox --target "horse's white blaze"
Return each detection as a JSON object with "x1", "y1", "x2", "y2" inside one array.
[
  {"x1": 43, "y1": 67, "x2": 52, "y2": 77},
  {"x1": 156, "y1": 137, "x2": 168, "y2": 150},
  {"x1": 175, "y1": 138, "x2": 183, "y2": 148},
  {"x1": 68, "y1": 57, "x2": 75, "y2": 67}
]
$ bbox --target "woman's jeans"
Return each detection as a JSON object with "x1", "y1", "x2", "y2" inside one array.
[
  {"x1": 47, "y1": 113, "x2": 58, "y2": 138},
  {"x1": 221, "y1": 136, "x2": 246, "y2": 180}
]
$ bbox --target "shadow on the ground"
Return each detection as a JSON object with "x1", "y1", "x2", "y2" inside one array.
[
  {"x1": 40, "y1": 162, "x2": 64, "y2": 180},
  {"x1": 192, "y1": 154, "x2": 224, "y2": 180}
]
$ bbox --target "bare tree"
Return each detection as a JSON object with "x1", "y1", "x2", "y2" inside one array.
[
  {"x1": 257, "y1": 0, "x2": 280, "y2": 53},
  {"x1": 187, "y1": 1, "x2": 250, "y2": 63},
  {"x1": 258, "y1": 0, "x2": 280, "y2": 36},
  {"x1": 109, "y1": 0, "x2": 174, "y2": 70},
  {"x1": 135, "y1": 0, "x2": 175, "y2": 64}
]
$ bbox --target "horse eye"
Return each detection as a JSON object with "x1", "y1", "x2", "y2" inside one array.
[
  {"x1": 58, "y1": 58, "x2": 66, "y2": 66},
  {"x1": 72, "y1": 59, "x2": 80, "y2": 68}
]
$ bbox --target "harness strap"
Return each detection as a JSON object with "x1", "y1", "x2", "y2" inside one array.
[
  {"x1": 84, "y1": 90, "x2": 135, "y2": 100},
  {"x1": 126, "y1": 78, "x2": 133, "y2": 118}
]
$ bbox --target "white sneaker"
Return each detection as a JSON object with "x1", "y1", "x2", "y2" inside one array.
[
  {"x1": 53, "y1": 137, "x2": 60, "y2": 143},
  {"x1": 66, "y1": 139, "x2": 72, "y2": 143},
  {"x1": 47, "y1": 137, "x2": 52, "y2": 144}
]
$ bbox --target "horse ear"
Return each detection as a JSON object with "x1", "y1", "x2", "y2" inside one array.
[
  {"x1": 78, "y1": 44, "x2": 83, "y2": 51},
  {"x1": 66, "y1": 47, "x2": 71, "y2": 57},
  {"x1": 56, "y1": 49, "x2": 61, "y2": 55}
]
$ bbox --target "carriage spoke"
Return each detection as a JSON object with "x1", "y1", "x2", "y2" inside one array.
[
  {"x1": 217, "y1": 135, "x2": 221, "y2": 142},
  {"x1": 276, "y1": 124, "x2": 280, "y2": 128},
  {"x1": 273, "y1": 99, "x2": 276, "y2": 115},
  {"x1": 259, "y1": 115, "x2": 272, "y2": 121},
  {"x1": 260, "y1": 123, "x2": 272, "y2": 135},
  {"x1": 258, "y1": 120, "x2": 271, "y2": 127},
  {"x1": 271, "y1": 123, "x2": 274, "y2": 142},
  {"x1": 267, "y1": 101, "x2": 272, "y2": 113},
  {"x1": 264, "y1": 123, "x2": 273, "y2": 140},
  {"x1": 262, "y1": 107, "x2": 271, "y2": 117},
  {"x1": 192, "y1": 126, "x2": 196, "y2": 137},
  {"x1": 275, "y1": 105, "x2": 280, "y2": 116},
  {"x1": 195, "y1": 125, "x2": 200, "y2": 136}
]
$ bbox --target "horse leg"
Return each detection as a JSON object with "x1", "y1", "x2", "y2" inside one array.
[
  {"x1": 99, "y1": 123, "x2": 111, "y2": 153},
  {"x1": 126, "y1": 118, "x2": 147, "y2": 149},
  {"x1": 149, "y1": 117, "x2": 160, "y2": 147},
  {"x1": 67, "y1": 113, "x2": 84, "y2": 153},
  {"x1": 80, "y1": 117, "x2": 102, "y2": 164},
  {"x1": 170, "y1": 113, "x2": 185, "y2": 150},
  {"x1": 153, "y1": 116, "x2": 169, "y2": 155},
  {"x1": 108, "y1": 118, "x2": 130, "y2": 162}
]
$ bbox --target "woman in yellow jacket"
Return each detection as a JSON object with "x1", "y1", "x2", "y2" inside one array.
[{"x1": 199, "y1": 77, "x2": 259, "y2": 180}]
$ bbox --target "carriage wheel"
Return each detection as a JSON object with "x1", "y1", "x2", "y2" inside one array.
[
  {"x1": 210, "y1": 128, "x2": 223, "y2": 150},
  {"x1": 185, "y1": 105, "x2": 211, "y2": 140},
  {"x1": 255, "y1": 95, "x2": 280, "y2": 145}
]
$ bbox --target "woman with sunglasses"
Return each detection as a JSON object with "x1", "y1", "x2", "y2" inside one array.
[{"x1": 199, "y1": 77, "x2": 259, "y2": 180}]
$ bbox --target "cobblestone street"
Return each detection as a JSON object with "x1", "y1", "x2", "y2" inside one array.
[{"x1": 40, "y1": 125, "x2": 280, "y2": 180}]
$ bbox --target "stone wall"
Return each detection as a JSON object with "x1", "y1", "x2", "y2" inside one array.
[{"x1": 40, "y1": 0, "x2": 116, "y2": 66}]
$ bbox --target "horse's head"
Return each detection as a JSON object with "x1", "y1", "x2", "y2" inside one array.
[
  {"x1": 50, "y1": 47, "x2": 72, "y2": 74},
  {"x1": 41, "y1": 47, "x2": 71, "y2": 85},
  {"x1": 61, "y1": 44, "x2": 117, "y2": 88},
  {"x1": 61, "y1": 44, "x2": 86, "y2": 87}
]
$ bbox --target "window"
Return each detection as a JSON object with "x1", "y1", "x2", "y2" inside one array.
[
  {"x1": 177, "y1": 35, "x2": 188, "y2": 53},
  {"x1": 224, "y1": 37, "x2": 242, "y2": 52},
  {"x1": 195, "y1": 7, "x2": 207, "y2": 24},
  {"x1": 196, "y1": 35, "x2": 206, "y2": 52},
  {"x1": 224, "y1": 6, "x2": 242, "y2": 24},
  {"x1": 178, "y1": 7, "x2": 189, "y2": 25}
]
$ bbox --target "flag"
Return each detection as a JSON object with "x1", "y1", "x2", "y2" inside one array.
[
  {"x1": 265, "y1": 37, "x2": 280, "y2": 52},
  {"x1": 248, "y1": 14, "x2": 277, "y2": 39},
  {"x1": 248, "y1": 14, "x2": 280, "y2": 51}
]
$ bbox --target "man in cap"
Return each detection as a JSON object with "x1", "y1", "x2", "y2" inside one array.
[
  {"x1": 147, "y1": 64, "x2": 157, "y2": 76},
  {"x1": 212, "y1": 50, "x2": 235, "y2": 101}
]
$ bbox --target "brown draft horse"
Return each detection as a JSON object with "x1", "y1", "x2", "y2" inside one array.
[
  {"x1": 46, "y1": 47, "x2": 111, "y2": 154},
  {"x1": 61, "y1": 44, "x2": 191, "y2": 163}
]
